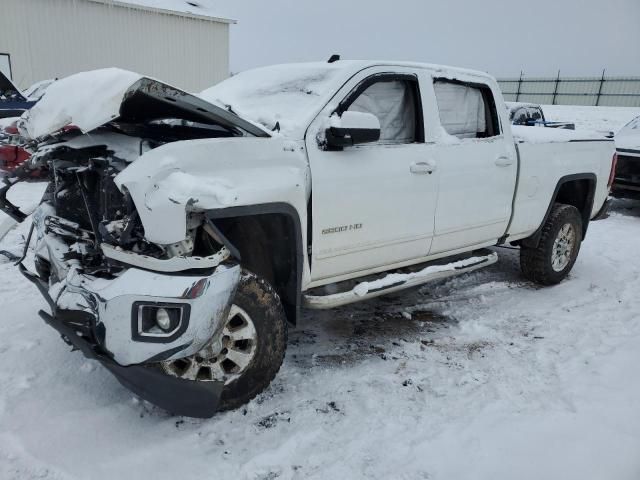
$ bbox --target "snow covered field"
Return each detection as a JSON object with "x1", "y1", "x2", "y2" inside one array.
[
  {"x1": 1, "y1": 107, "x2": 640, "y2": 480},
  {"x1": 543, "y1": 104, "x2": 640, "y2": 133}
]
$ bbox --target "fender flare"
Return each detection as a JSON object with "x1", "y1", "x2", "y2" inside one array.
[
  {"x1": 206, "y1": 202, "x2": 304, "y2": 324},
  {"x1": 521, "y1": 173, "x2": 597, "y2": 249}
]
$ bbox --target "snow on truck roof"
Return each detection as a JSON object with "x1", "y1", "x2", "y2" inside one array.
[
  {"x1": 88, "y1": 0, "x2": 235, "y2": 23},
  {"x1": 201, "y1": 60, "x2": 496, "y2": 137}
]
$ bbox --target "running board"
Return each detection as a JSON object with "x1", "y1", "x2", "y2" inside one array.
[{"x1": 304, "y1": 251, "x2": 498, "y2": 309}]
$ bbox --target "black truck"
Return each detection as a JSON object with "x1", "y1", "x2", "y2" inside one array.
[{"x1": 613, "y1": 116, "x2": 640, "y2": 200}]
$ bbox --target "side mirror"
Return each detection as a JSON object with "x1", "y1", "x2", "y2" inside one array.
[{"x1": 325, "y1": 111, "x2": 381, "y2": 148}]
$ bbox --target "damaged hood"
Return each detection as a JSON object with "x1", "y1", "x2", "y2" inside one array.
[{"x1": 20, "y1": 68, "x2": 269, "y2": 140}]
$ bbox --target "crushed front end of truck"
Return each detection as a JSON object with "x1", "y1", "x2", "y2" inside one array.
[{"x1": 0, "y1": 68, "x2": 269, "y2": 417}]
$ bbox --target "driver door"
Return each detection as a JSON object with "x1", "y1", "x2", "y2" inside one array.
[{"x1": 306, "y1": 68, "x2": 439, "y2": 283}]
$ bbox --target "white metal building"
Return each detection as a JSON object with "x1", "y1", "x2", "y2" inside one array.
[{"x1": 0, "y1": 0, "x2": 234, "y2": 92}]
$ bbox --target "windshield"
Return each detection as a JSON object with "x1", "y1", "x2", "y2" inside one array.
[{"x1": 200, "y1": 63, "x2": 347, "y2": 136}]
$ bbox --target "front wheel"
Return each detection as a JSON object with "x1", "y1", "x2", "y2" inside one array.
[
  {"x1": 160, "y1": 270, "x2": 288, "y2": 411},
  {"x1": 520, "y1": 204, "x2": 583, "y2": 286}
]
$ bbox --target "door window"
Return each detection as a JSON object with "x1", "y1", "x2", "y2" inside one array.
[
  {"x1": 344, "y1": 78, "x2": 422, "y2": 144},
  {"x1": 433, "y1": 79, "x2": 500, "y2": 139}
]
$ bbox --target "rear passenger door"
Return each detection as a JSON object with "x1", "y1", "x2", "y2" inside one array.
[{"x1": 426, "y1": 77, "x2": 518, "y2": 254}]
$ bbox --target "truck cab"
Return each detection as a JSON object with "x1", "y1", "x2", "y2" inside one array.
[{"x1": 301, "y1": 65, "x2": 518, "y2": 282}]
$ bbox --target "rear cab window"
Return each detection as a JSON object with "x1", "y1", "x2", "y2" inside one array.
[{"x1": 433, "y1": 79, "x2": 500, "y2": 139}]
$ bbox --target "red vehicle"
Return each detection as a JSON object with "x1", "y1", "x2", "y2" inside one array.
[
  {"x1": 0, "y1": 74, "x2": 55, "y2": 176},
  {"x1": 0, "y1": 120, "x2": 33, "y2": 176}
]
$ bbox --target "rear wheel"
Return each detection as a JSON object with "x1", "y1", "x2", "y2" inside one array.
[
  {"x1": 161, "y1": 270, "x2": 287, "y2": 411},
  {"x1": 520, "y1": 204, "x2": 583, "y2": 286}
]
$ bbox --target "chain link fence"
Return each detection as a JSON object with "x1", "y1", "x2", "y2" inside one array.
[{"x1": 498, "y1": 71, "x2": 640, "y2": 107}]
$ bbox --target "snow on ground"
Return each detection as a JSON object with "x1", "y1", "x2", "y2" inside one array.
[
  {"x1": 1, "y1": 107, "x2": 640, "y2": 480},
  {"x1": 543, "y1": 104, "x2": 640, "y2": 134}
]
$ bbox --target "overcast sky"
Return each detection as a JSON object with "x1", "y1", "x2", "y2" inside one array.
[{"x1": 220, "y1": 0, "x2": 640, "y2": 78}]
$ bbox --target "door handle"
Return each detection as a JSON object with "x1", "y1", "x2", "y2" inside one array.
[
  {"x1": 495, "y1": 156, "x2": 514, "y2": 167},
  {"x1": 410, "y1": 161, "x2": 437, "y2": 175}
]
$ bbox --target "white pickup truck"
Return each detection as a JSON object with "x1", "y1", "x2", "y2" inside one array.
[{"x1": 0, "y1": 60, "x2": 616, "y2": 417}]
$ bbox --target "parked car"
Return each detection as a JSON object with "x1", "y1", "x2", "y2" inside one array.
[
  {"x1": 0, "y1": 119, "x2": 33, "y2": 176},
  {"x1": 612, "y1": 115, "x2": 640, "y2": 199},
  {"x1": 506, "y1": 102, "x2": 576, "y2": 129},
  {"x1": 1, "y1": 62, "x2": 616, "y2": 418},
  {"x1": 0, "y1": 74, "x2": 55, "y2": 175}
]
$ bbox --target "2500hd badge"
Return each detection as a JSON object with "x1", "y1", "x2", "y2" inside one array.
[{"x1": 322, "y1": 223, "x2": 363, "y2": 235}]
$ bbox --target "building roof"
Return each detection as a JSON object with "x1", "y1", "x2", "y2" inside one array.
[{"x1": 89, "y1": 0, "x2": 236, "y2": 23}]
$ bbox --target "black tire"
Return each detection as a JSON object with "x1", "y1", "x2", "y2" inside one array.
[
  {"x1": 157, "y1": 270, "x2": 287, "y2": 412},
  {"x1": 520, "y1": 204, "x2": 583, "y2": 286},
  {"x1": 218, "y1": 270, "x2": 288, "y2": 410}
]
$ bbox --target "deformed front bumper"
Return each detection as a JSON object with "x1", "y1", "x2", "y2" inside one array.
[
  {"x1": 53, "y1": 264, "x2": 241, "y2": 366},
  {"x1": 37, "y1": 308, "x2": 224, "y2": 418},
  {"x1": 2, "y1": 176, "x2": 243, "y2": 417},
  {"x1": 21, "y1": 263, "x2": 240, "y2": 418},
  {"x1": 20, "y1": 217, "x2": 241, "y2": 417}
]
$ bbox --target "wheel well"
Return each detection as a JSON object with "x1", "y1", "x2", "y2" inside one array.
[
  {"x1": 519, "y1": 175, "x2": 596, "y2": 249},
  {"x1": 213, "y1": 212, "x2": 301, "y2": 325},
  {"x1": 555, "y1": 178, "x2": 595, "y2": 236}
]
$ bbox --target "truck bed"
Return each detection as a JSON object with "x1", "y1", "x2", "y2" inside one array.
[{"x1": 507, "y1": 126, "x2": 615, "y2": 242}]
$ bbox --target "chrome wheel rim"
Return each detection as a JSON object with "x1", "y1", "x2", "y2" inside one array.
[
  {"x1": 551, "y1": 223, "x2": 576, "y2": 272},
  {"x1": 161, "y1": 304, "x2": 258, "y2": 385}
]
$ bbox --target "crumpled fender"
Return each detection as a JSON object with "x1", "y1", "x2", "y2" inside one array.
[{"x1": 115, "y1": 136, "x2": 311, "y2": 246}]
